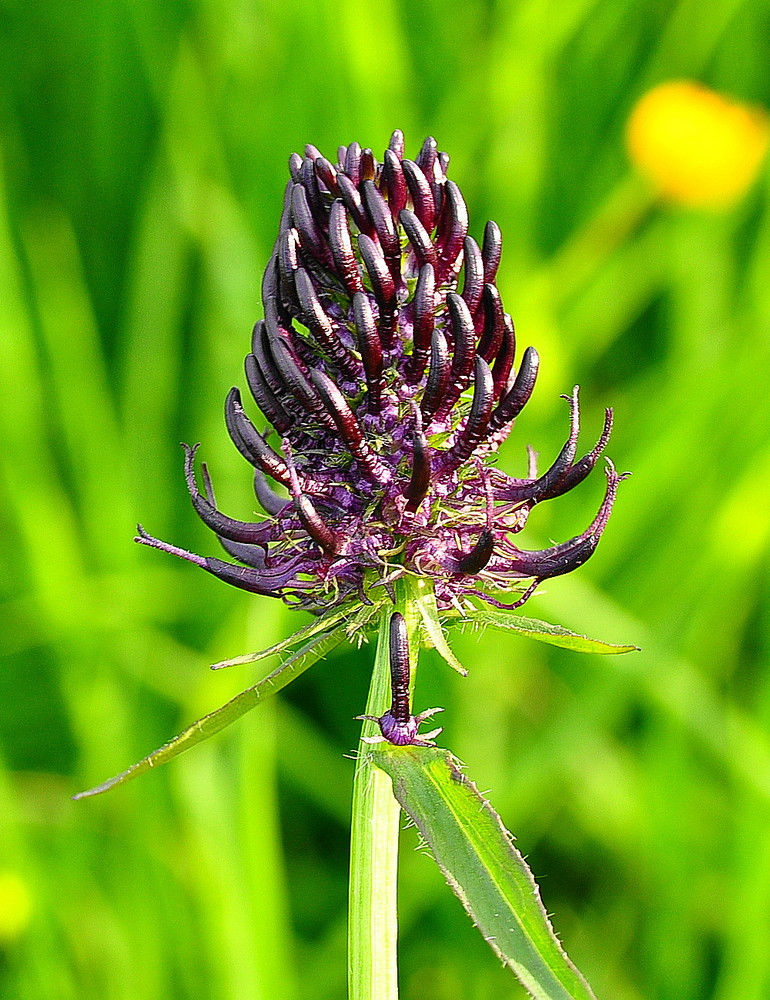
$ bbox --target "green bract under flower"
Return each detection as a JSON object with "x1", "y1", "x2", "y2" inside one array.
[{"x1": 136, "y1": 131, "x2": 625, "y2": 614}]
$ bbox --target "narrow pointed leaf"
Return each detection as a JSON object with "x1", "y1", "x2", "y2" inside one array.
[
  {"x1": 413, "y1": 579, "x2": 468, "y2": 675},
  {"x1": 74, "y1": 626, "x2": 347, "y2": 799},
  {"x1": 372, "y1": 745, "x2": 598, "y2": 1000},
  {"x1": 456, "y1": 606, "x2": 639, "y2": 654},
  {"x1": 211, "y1": 601, "x2": 359, "y2": 669}
]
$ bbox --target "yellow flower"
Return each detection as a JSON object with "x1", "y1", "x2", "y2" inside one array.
[
  {"x1": 627, "y1": 81, "x2": 770, "y2": 207},
  {"x1": 0, "y1": 871, "x2": 33, "y2": 944}
]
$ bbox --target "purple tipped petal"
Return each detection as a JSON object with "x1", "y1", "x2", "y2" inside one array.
[
  {"x1": 503, "y1": 462, "x2": 626, "y2": 580},
  {"x1": 400, "y1": 209, "x2": 438, "y2": 272},
  {"x1": 402, "y1": 159, "x2": 436, "y2": 232},
  {"x1": 224, "y1": 387, "x2": 292, "y2": 487},
  {"x1": 477, "y1": 284, "x2": 506, "y2": 363},
  {"x1": 438, "y1": 356, "x2": 495, "y2": 475},
  {"x1": 362, "y1": 179, "x2": 399, "y2": 261},
  {"x1": 353, "y1": 291, "x2": 384, "y2": 409},
  {"x1": 436, "y1": 180, "x2": 469, "y2": 282},
  {"x1": 309, "y1": 369, "x2": 391, "y2": 482},
  {"x1": 336, "y1": 172, "x2": 369, "y2": 233},
  {"x1": 291, "y1": 183, "x2": 328, "y2": 264},
  {"x1": 388, "y1": 129, "x2": 405, "y2": 160},
  {"x1": 344, "y1": 141, "x2": 362, "y2": 185},
  {"x1": 408, "y1": 263, "x2": 436, "y2": 382},
  {"x1": 314, "y1": 156, "x2": 339, "y2": 194},
  {"x1": 244, "y1": 351, "x2": 293, "y2": 435},
  {"x1": 328, "y1": 200, "x2": 364, "y2": 295},
  {"x1": 382, "y1": 148, "x2": 407, "y2": 218},
  {"x1": 435, "y1": 293, "x2": 477, "y2": 418},
  {"x1": 491, "y1": 315, "x2": 515, "y2": 398},
  {"x1": 253, "y1": 469, "x2": 289, "y2": 516},
  {"x1": 488, "y1": 346, "x2": 540, "y2": 434},
  {"x1": 403, "y1": 405, "x2": 432, "y2": 507},
  {"x1": 416, "y1": 136, "x2": 438, "y2": 178},
  {"x1": 461, "y1": 236, "x2": 484, "y2": 317},
  {"x1": 420, "y1": 329, "x2": 451, "y2": 424},
  {"x1": 457, "y1": 528, "x2": 495, "y2": 574},
  {"x1": 183, "y1": 444, "x2": 276, "y2": 545},
  {"x1": 482, "y1": 220, "x2": 502, "y2": 284}
]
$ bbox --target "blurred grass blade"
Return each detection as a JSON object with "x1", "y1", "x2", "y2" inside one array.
[
  {"x1": 74, "y1": 624, "x2": 347, "y2": 799},
  {"x1": 456, "y1": 607, "x2": 639, "y2": 654},
  {"x1": 413, "y1": 579, "x2": 468, "y2": 675},
  {"x1": 373, "y1": 745, "x2": 598, "y2": 1000}
]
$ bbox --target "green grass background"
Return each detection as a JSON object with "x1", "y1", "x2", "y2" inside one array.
[{"x1": 1, "y1": 1, "x2": 769, "y2": 997}]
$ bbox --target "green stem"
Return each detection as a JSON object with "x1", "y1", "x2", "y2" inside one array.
[{"x1": 348, "y1": 585, "x2": 421, "y2": 1000}]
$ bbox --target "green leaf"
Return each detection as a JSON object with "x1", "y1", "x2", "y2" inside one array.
[
  {"x1": 413, "y1": 578, "x2": 468, "y2": 675},
  {"x1": 372, "y1": 745, "x2": 598, "y2": 1000},
  {"x1": 211, "y1": 600, "x2": 360, "y2": 669},
  {"x1": 74, "y1": 625, "x2": 347, "y2": 799},
  {"x1": 455, "y1": 606, "x2": 639, "y2": 655}
]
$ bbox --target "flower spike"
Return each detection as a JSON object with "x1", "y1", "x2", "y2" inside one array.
[{"x1": 138, "y1": 132, "x2": 624, "y2": 618}]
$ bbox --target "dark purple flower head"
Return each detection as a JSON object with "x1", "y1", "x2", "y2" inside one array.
[{"x1": 137, "y1": 131, "x2": 627, "y2": 614}]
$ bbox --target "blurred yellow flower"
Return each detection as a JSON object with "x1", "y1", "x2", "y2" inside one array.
[
  {"x1": 0, "y1": 871, "x2": 33, "y2": 944},
  {"x1": 627, "y1": 81, "x2": 770, "y2": 207}
]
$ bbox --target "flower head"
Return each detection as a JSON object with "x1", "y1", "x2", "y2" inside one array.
[
  {"x1": 137, "y1": 132, "x2": 624, "y2": 614},
  {"x1": 627, "y1": 81, "x2": 770, "y2": 208}
]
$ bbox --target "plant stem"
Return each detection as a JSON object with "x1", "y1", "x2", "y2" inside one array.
[{"x1": 348, "y1": 585, "x2": 421, "y2": 1000}]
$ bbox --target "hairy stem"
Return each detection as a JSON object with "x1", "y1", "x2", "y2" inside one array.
[{"x1": 348, "y1": 584, "x2": 421, "y2": 1000}]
